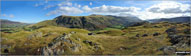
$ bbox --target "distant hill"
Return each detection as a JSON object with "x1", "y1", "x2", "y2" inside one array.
[
  {"x1": 31, "y1": 15, "x2": 142, "y2": 30},
  {"x1": 148, "y1": 17, "x2": 191, "y2": 23},
  {"x1": 0, "y1": 19, "x2": 29, "y2": 28}
]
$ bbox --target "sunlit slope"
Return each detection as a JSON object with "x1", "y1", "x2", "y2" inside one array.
[{"x1": 1, "y1": 22, "x2": 190, "y2": 55}]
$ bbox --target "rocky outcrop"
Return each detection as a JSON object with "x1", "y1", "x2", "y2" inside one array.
[
  {"x1": 162, "y1": 27, "x2": 191, "y2": 55},
  {"x1": 40, "y1": 32, "x2": 102, "y2": 55},
  {"x1": 28, "y1": 32, "x2": 43, "y2": 39},
  {"x1": 166, "y1": 27, "x2": 190, "y2": 47},
  {"x1": 41, "y1": 32, "x2": 81, "y2": 55},
  {"x1": 157, "y1": 46, "x2": 176, "y2": 55}
]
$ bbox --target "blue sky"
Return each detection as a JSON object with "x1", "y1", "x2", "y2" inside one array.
[{"x1": 1, "y1": 0, "x2": 190, "y2": 23}]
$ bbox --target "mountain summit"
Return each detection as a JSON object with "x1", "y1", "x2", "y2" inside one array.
[{"x1": 31, "y1": 15, "x2": 142, "y2": 30}]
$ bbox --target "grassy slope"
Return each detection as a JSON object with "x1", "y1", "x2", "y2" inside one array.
[{"x1": 1, "y1": 22, "x2": 190, "y2": 55}]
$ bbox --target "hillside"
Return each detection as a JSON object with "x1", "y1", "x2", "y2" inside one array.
[
  {"x1": 148, "y1": 17, "x2": 190, "y2": 23},
  {"x1": 0, "y1": 19, "x2": 30, "y2": 33},
  {"x1": 0, "y1": 19, "x2": 29, "y2": 28},
  {"x1": 1, "y1": 22, "x2": 190, "y2": 55},
  {"x1": 30, "y1": 15, "x2": 142, "y2": 30}
]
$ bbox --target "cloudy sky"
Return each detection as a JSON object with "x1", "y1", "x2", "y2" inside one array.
[{"x1": 1, "y1": 0, "x2": 191, "y2": 23}]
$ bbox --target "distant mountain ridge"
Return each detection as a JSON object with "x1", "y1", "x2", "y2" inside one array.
[
  {"x1": 31, "y1": 15, "x2": 143, "y2": 30},
  {"x1": 0, "y1": 19, "x2": 29, "y2": 28},
  {"x1": 148, "y1": 17, "x2": 191, "y2": 23}
]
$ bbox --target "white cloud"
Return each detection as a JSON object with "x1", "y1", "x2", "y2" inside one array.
[
  {"x1": 57, "y1": 2, "x2": 72, "y2": 7},
  {"x1": 118, "y1": 1, "x2": 191, "y2": 20},
  {"x1": 78, "y1": 5, "x2": 81, "y2": 8},
  {"x1": 46, "y1": 7, "x2": 83, "y2": 16},
  {"x1": 89, "y1": 2, "x2": 92, "y2": 6},
  {"x1": 84, "y1": 5, "x2": 141, "y2": 14},
  {"x1": 1, "y1": 14, "x2": 14, "y2": 18},
  {"x1": 2, "y1": 14, "x2": 7, "y2": 17},
  {"x1": 82, "y1": 5, "x2": 92, "y2": 12},
  {"x1": 146, "y1": 1, "x2": 191, "y2": 14},
  {"x1": 44, "y1": 5, "x2": 55, "y2": 10},
  {"x1": 137, "y1": 12, "x2": 190, "y2": 20},
  {"x1": 9, "y1": 14, "x2": 14, "y2": 18},
  {"x1": 46, "y1": 1, "x2": 190, "y2": 20}
]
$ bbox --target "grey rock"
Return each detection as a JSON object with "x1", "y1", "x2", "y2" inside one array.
[
  {"x1": 142, "y1": 34, "x2": 148, "y2": 37},
  {"x1": 157, "y1": 46, "x2": 176, "y2": 55},
  {"x1": 136, "y1": 34, "x2": 140, "y2": 37},
  {"x1": 83, "y1": 40, "x2": 93, "y2": 45},
  {"x1": 41, "y1": 33, "x2": 81, "y2": 55},
  {"x1": 70, "y1": 31, "x2": 76, "y2": 34},
  {"x1": 28, "y1": 32, "x2": 43, "y2": 39},
  {"x1": 165, "y1": 27, "x2": 177, "y2": 34}
]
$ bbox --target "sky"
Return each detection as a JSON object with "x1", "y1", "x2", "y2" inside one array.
[{"x1": 1, "y1": 0, "x2": 191, "y2": 23}]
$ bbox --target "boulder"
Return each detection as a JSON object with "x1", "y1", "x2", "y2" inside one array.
[
  {"x1": 142, "y1": 34, "x2": 148, "y2": 37},
  {"x1": 165, "y1": 27, "x2": 177, "y2": 34},
  {"x1": 136, "y1": 34, "x2": 140, "y2": 37},
  {"x1": 70, "y1": 46, "x2": 79, "y2": 52},
  {"x1": 83, "y1": 40, "x2": 93, "y2": 45},
  {"x1": 88, "y1": 33, "x2": 94, "y2": 35},
  {"x1": 28, "y1": 32, "x2": 43, "y2": 39},
  {"x1": 43, "y1": 33, "x2": 52, "y2": 37},
  {"x1": 158, "y1": 46, "x2": 176, "y2": 55},
  {"x1": 4, "y1": 48, "x2": 9, "y2": 53},
  {"x1": 119, "y1": 47, "x2": 129, "y2": 51},
  {"x1": 153, "y1": 32, "x2": 161, "y2": 36},
  {"x1": 41, "y1": 33, "x2": 82, "y2": 55},
  {"x1": 168, "y1": 35, "x2": 184, "y2": 45}
]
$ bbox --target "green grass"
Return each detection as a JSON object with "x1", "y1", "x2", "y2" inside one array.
[{"x1": 1, "y1": 22, "x2": 190, "y2": 55}]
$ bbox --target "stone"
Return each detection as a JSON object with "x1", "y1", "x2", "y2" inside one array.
[
  {"x1": 163, "y1": 46, "x2": 176, "y2": 55},
  {"x1": 142, "y1": 34, "x2": 148, "y2": 37},
  {"x1": 88, "y1": 33, "x2": 94, "y2": 35},
  {"x1": 168, "y1": 35, "x2": 184, "y2": 45},
  {"x1": 153, "y1": 32, "x2": 161, "y2": 36},
  {"x1": 165, "y1": 27, "x2": 177, "y2": 34},
  {"x1": 48, "y1": 43, "x2": 53, "y2": 47},
  {"x1": 136, "y1": 34, "x2": 140, "y2": 37},
  {"x1": 119, "y1": 47, "x2": 128, "y2": 51},
  {"x1": 70, "y1": 31, "x2": 76, "y2": 34},
  {"x1": 41, "y1": 33, "x2": 83, "y2": 55},
  {"x1": 94, "y1": 46, "x2": 100, "y2": 50},
  {"x1": 43, "y1": 33, "x2": 52, "y2": 37},
  {"x1": 76, "y1": 38, "x2": 81, "y2": 41},
  {"x1": 157, "y1": 46, "x2": 176, "y2": 55},
  {"x1": 28, "y1": 32, "x2": 43, "y2": 39},
  {"x1": 4, "y1": 48, "x2": 9, "y2": 53},
  {"x1": 70, "y1": 46, "x2": 79, "y2": 52},
  {"x1": 24, "y1": 43, "x2": 30, "y2": 46},
  {"x1": 83, "y1": 40, "x2": 93, "y2": 45}
]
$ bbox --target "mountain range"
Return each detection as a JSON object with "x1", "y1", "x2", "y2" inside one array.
[
  {"x1": 148, "y1": 17, "x2": 190, "y2": 23},
  {"x1": 0, "y1": 19, "x2": 29, "y2": 28}
]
